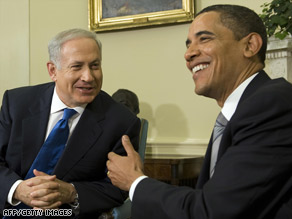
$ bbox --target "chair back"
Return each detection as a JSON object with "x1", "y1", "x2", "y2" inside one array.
[{"x1": 138, "y1": 118, "x2": 148, "y2": 162}]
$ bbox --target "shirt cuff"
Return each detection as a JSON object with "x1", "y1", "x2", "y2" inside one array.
[
  {"x1": 8, "y1": 180, "x2": 23, "y2": 206},
  {"x1": 129, "y1": 175, "x2": 148, "y2": 201}
]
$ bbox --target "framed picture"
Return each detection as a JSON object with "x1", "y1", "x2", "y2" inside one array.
[{"x1": 89, "y1": 0, "x2": 195, "y2": 32}]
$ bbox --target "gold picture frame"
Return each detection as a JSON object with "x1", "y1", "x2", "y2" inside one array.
[{"x1": 89, "y1": 0, "x2": 195, "y2": 32}]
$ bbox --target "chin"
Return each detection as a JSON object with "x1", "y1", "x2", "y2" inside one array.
[
  {"x1": 74, "y1": 96, "x2": 95, "y2": 105},
  {"x1": 194, "y1": 85, "x2": 207, "y2": 96}
]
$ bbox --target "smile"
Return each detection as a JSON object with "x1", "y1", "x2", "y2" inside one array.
[
  {"x1": 76, "y1": 87, "x2": 95, "y2": 94},
  {"x1": 192, "y1": 64, "x2": 209, "y2": 73}
]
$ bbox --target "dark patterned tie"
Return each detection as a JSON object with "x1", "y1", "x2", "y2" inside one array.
[{"x1": 210, "y1": 112, "x2": 228, "y2": 177}]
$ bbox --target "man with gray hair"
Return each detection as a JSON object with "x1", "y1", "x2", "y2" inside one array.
[{"x1": 0, "y1": 28, "x2": 140, "y2": 218}]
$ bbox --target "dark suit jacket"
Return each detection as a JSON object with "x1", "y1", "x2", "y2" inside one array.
[
  {"x1": 131, "y1": 71, "x2": 292, "y2": 219},
  {"x1": 0, "y1": 82, "x2": 141, "y2": 218}
]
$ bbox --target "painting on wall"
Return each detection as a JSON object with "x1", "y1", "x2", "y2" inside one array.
[{"x1": 89, "y1": 0, "x2": 195, "y2": 32}]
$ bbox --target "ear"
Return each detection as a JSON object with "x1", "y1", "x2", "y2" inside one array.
[
  {"x1": 47, "y1": 62, "x2": 57, "y2": 82},
  {"x1": 242, "y1": 33, "x2": 263, "y2": 59}
]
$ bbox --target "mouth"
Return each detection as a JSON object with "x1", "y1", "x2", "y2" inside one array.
[
  {"x1": 192, "y1": 63, "x2": 209, "y2": 74},
  {"x1": 78, "y1": 87, "x2": 93, "y2": 90},
  {"x1": 76, "y1": 86, "x2": 95, "y2": 94}
]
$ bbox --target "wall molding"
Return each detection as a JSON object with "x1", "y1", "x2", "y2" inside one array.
[
  {"x1": 266, "y1": 50, "x2": 292, "y2": 59},
  {"x1": 145, "y1": 138, "x2": 209, "y2": 157},
  {"x1": 265, "y1": 35, "x2": 292, "y2": 82}
]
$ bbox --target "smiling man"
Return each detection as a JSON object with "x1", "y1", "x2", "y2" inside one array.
[
  {"x1": 106, "y1": 5, "x2": 292, "y2": 219},
  {"x1": 0, "y1": 28, "x2": 141, "y2": 218}
]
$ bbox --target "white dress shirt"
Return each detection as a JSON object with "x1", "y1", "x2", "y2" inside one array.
[
  {"x1": 129, "y1": 73, "x2": 258, "y2": 201},
  {"x1": 7, "y1": 88, "x2": 86, "y2": 205}
]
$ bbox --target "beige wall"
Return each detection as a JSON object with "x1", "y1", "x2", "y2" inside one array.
[
  {"x1": 0, "y1": 0, "x2": 30, "y2": 98},
  {"x1": 0, "y1": 0, "x2": 268, "y2": 156}
]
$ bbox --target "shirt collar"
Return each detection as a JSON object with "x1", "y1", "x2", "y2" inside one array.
[
  {"x1": 222, "y1": 73, "x2": 258, "y2": 121},
  {"x1": 50, "y1": 88, "x2": 87, "y2": 115}
]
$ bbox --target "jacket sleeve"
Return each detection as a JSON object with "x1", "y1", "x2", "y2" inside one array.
[
  {"x1": 70, "y1": 115, "x2": 141, "y2": 217},
  {"x1": 0, "y1": 91, "x2": 23, "y2": 211}
]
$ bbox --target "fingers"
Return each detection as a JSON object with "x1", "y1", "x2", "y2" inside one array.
[
  {"x1": 30, "y1": 188, "x2": 59, "y2": 199},
  {"x1": 26, "y1": 175, "x2": 57, "y2": 187},
  {"x1": 107, "y1": 151, "x2": 118, "y2": 160},
  {"x1": 33, "y1": 169, "x2": 56, "y2": 179},
  {"x1": 106, "y1": 160, "x2": 114, "y2": 173},
  {"x1": 29, "y1": 181, "x2": 60, "y2": 193},
  {"x1": 30, "y1": 191, "x2": 62, "y2": 209},
  {"x1": 33, "y1": 169, "x2": 47, "y2": 176}
]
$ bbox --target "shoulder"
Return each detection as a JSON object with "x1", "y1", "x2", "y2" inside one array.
[
  {"x1": 233, "y1": 77, "x2": 292, "y2": 123},
  {"x1": 91, "y1": 90, "x2": 138, "y2": 122},
  {"x1": 1, "y1": 82, "x2": 54, "y2": 113},
  {"x1": 248, "y1": 78, "x2": 292, "y2": 108},
  {"x1": 4, "y1": 82, "x2": 54, "y2": 100}
]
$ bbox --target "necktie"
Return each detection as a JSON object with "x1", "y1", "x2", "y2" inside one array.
[
  {"x1": 25, "y1": 108, "x2": 77, "y2": 179},
  {"x1": 210, "y1": 112, "x2": 228, "y2": 177}
]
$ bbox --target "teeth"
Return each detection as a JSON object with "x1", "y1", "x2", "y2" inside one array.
[{"x1": 192, "y1": 64, "x2": 209, "y2": 73}]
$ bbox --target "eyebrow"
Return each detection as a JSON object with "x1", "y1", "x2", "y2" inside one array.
[
  {"x1": 69, "y1": 61, "x2": 83, "y2": 67},
  {"x1": 71, "y1": 58, "x2": 100, "y2": 65},
  {"x1": 185, "y1": 39, "x2": 191, "y2": 47},
  {"x1": 185, "y1": 30, "x2": 215, "y2": 46},
  {"x1": 90, "y1": 58, "x2": 101, "y2": 64},
  {"x1": 195, "y1": 30, "x2": 215, "y2": 37}
]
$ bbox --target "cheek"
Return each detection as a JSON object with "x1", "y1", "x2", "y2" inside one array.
[
  {"x1": 95, "y1": 71, "x2": 103, "y2": 83},
  {"x1": 98, "y1": 72, "x2": 103, "y2": 80}
]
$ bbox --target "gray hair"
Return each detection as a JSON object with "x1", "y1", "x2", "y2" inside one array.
[{"x1": 48, "y1": 28, "x2": 102, "y2": 69}]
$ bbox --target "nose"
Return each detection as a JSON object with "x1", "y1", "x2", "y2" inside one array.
[
  {"x1": 184, "y1": 45, "x2": 200, "y2": 62},
  {"x1": 81, "y1": 67, "x2": 94, "y2": 82}
]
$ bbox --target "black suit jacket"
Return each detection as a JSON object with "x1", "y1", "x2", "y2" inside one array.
[
  {"x1": 0, "y1": 82, "x2": 141, "y2": 218},
  {"x1": 132, "y1": 71, "x2": 292, "y2": 219}
]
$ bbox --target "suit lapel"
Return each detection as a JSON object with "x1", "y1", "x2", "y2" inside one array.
[
  {"x1": 21, "y1": 84, "x2": 54, "y2": 177},
  {"x1": 53, "y1": 98, "x2": 105, "y2": 179}
]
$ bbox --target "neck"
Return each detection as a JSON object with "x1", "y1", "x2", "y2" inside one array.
[{"x1": 216, "y1": 62, "x2": 264, "y2": 107}]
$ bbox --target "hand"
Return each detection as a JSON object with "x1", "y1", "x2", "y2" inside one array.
[
  {"x1": 14, "y1": 169, "x2": 77, "y2": 209},
  {"x1": 13, "y1": 171, "x2": 56, "y2": 208},
  {"x1": 28, "y1": 170, "x2": 77, "y2": 209},
  {"x1": 107, "y1": 135, "x2": 144, "y2": 191}
]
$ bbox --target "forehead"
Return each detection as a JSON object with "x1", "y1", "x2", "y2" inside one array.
[
  {"x1": 189, "y1": 11, "x2": 222, "y2": 33},
  {"x1": 61, "y1": 38, "x2": 101, "y2": 59},
  {"x1": 187, "y1": 11, "x2": 236, "y2": 42}
]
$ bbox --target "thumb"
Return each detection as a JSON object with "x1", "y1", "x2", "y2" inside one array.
[
  {"x1": 33, "y1": 169, "x2": 48, "y2": 176},
  {"x1": 33, "y1": 169, "x2": 56, "y2": 180},
  {"x1": 122, "y1": 135, "x2": 135, "y2": 156}
]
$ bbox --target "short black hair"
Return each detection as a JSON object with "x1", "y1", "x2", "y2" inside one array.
[{"x1": 196, "y1": 4, "x2": 267, "y2": 64}]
